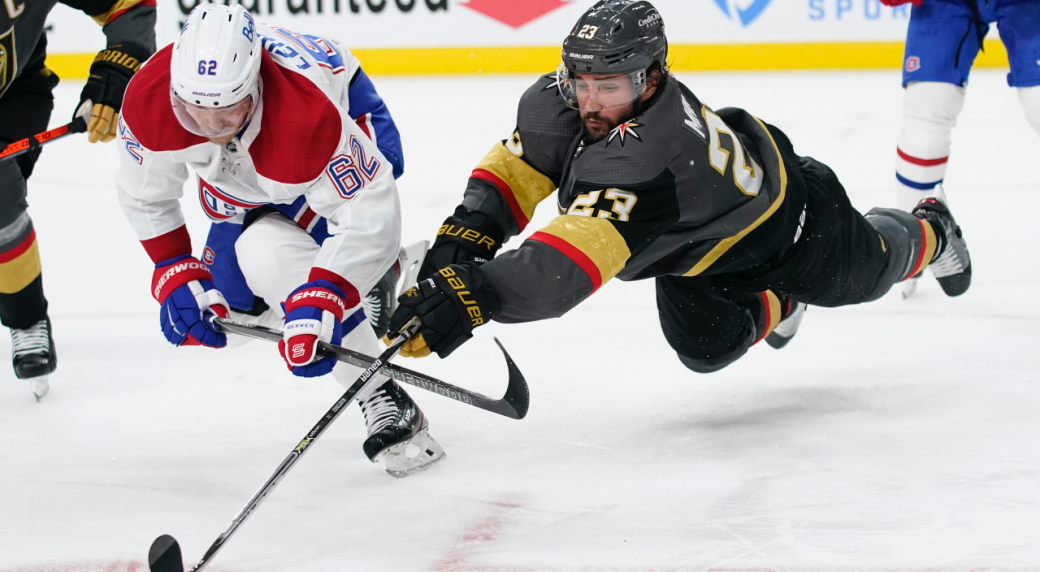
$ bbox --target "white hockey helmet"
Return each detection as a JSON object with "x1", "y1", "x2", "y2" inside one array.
[{"x1": 170, "y1": 4, "x2": 262, "y2": 138}]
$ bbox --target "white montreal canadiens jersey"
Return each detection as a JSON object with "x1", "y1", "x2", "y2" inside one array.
[{"x1": 115, "y1": 24, "x2": 401, "y2": 297}]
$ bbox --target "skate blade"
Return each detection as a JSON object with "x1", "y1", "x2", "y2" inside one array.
[
  {"x1": 902, "y1": 276, "x2": 919, "y2": 299},
  {"x1": 30, "y1": 376, "x2": 49, "y2": 402},
  {"x1": 374, "y1": 428, "x2": 446, "y2": 479}
]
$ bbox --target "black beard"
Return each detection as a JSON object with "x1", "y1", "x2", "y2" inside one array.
[{"x1": 582, "y1": 111, "x2": 613, "y2": 144}]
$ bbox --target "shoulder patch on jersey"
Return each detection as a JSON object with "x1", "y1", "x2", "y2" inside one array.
[
  {"x1": 250, "y1": 51, "x2": 343, "y2": 185},
  {"x1": 121, "y1": 45, "x2": 207, "y2": 152},
  {"x1": 518, "y1": 72, "x2": 582, "y2": 139}
]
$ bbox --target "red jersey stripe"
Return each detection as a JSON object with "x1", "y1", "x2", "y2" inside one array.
[
  {"x1": 471, "y1": 168, "x2": 530, "y2": 230},
  {"x1": 528, "y1": 231, "x2": 603, "y2": 292}
]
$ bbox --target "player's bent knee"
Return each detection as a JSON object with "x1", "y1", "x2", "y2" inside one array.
[
  {"x1": 904, "y1": 81, "x2": 965, "y2": 126},
  {"x1": 235, "y1": 213, "x2": 318, "y2": 305}
]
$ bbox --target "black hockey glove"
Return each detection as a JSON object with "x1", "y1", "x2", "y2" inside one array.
[
  {"x1": 417, "y1": 206, "x2": 505, "y2": 282},
  {"x1": 77, "y1": 42, "x2": 151, "y2": 143},
  {"x1": 383, "y1": 264, "x2": 500, "y2": 359}
]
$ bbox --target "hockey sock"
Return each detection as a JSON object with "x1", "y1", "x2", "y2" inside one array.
[
  {"x1": 895, "y1": 82, "x2": 965, "y2": 211},
  {"x1": 0, "y1": 274, "x2": 48, "y2": 330},
  {"x1": 752, "y1": 290, "x2": 782, "y2": 345}
]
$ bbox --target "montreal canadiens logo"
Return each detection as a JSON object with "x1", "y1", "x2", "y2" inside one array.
[
  {"x1": 199, "y1": 178, "x2": 262, "y2": 221},
  {"x1": 202, "y1": 247, "x2": 216, "y2": 265},
  {"x1": 905, "y1": 56, "x2": 921, "y2": 73}
]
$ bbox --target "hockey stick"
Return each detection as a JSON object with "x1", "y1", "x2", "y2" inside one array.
[
  {"x1": 148, "y1": 319, "x2": 421, "y2": 572},
  {"x1": 213, "y1": 316, "x2": 529, "y2": 420},
  {"x1": 0, "y1": 117, "x2": 87, "y2": 162}
]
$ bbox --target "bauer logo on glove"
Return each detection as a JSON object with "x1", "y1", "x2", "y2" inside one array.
[{"x1": 384, "y1": 264, "x2": 500, "y2": 359}]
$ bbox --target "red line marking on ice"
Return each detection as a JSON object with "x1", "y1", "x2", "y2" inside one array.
[{"x1": 433, "y1": 496, "x2": 524, "y2": 572}]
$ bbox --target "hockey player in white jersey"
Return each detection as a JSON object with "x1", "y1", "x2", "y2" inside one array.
[{"x1": 115, "y1": 4, "x2": 443, "y2": 477}]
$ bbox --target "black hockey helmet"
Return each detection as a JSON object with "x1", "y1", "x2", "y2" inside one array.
[{"x1": 559, "y1": 0, "x2": 667, "y2": 110}]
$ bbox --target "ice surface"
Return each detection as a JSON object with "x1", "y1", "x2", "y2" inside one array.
[{"x1": 1, "y1": 70, "x2": 1038, "y2": 572}]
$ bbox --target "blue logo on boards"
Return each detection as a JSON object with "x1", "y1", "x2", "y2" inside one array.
[{"x1": 713, "y1": 0, "x2": 774, "y2": 26}]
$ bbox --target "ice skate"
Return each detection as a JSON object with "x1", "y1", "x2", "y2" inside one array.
[
  {"x1": 765, "y1": 298, "x2": 806, "y2": 349},
  {"x1": 359, "y1": 379, "x2": 445, "y2": 478},
  {"x1": 912, "y1": 186, "x2": 971, "y2": 297},
  {"x1": 11, "y1": 318, "x2": 56, "y2": 401}
]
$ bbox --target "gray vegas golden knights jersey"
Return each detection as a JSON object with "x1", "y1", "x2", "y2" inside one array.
[
  {"x1": 455, "y1": 72, "x2": 808, "y2": 322},
  {"x1": 0, "y1": 0, "x2": 156, "y2": 99}
]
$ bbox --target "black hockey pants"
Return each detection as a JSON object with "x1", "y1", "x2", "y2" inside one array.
[
  {"x1": 659, "y1": 156, "x2": 932, "y2": 374},
  {"x1": 0, "y1": 40, "x2": 59, "y2": 329}
]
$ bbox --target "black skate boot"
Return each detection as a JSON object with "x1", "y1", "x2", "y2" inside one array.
[
  {"x1": 912, "y1": 188, "x2": 971, "y2": 297},
  {"x1": 362, "y1": 263, "x2": 399, "y2": 338},
  {"x1": 11, "y1": 317, "x2": 56, "y2": 401},
  {"x1": 765, "y1": 297, "x2": 807, "y2": 349},
  {"x1": 359, "y1": 379, "x2": 445, "y2": 478}
]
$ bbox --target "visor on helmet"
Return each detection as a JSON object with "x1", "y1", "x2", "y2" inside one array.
[
  {"x1": 557, "y1": 64, "x2": 646, "y2": 112},
  {"x1": 171, "y1": 84, "x2": 257, "y2": 139}
]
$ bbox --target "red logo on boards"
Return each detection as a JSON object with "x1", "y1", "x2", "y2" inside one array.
[{"x1": 461, "y1": 0, "x2": 570, "y2": 28}]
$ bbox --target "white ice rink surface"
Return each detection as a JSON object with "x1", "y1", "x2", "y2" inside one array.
[{"x1": 1, "y1": 69, "x2": 1038, "y2": 572}]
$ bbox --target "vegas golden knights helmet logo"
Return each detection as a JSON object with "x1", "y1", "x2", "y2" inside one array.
[{"x1": 0, "y1": 27, "x2": 15, "y2": 99}]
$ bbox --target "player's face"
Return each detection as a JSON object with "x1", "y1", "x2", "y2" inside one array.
[
  {"x1": 574, "y1": 73, "x2": 638, "y2": 143},
  {"x1": 181, "y1": 97, "x2": 253, "y2": 143}
]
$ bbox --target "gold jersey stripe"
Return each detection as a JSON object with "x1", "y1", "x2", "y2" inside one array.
[
  {"x1": 475, "y1": 142, "x2": 556, "y2": 223},
  {"x1": 92, "y1": 0, "x2": 150, "y2": 26},
  {"x1": 0, "y1": 240, "x2": 41, "y2": 294},
  {"x1": 536, "y1": 216, "x2": 631, "y2": 286},
  {"x1": 683, "y1": 116, "x2": 788, "y2": 277}
]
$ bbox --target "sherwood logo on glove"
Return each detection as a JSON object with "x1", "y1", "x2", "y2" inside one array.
[
  {"x1": 290, "y1": 289, "x2": 348, "y2": 314},
  {"x1": 153, "y1": 261, "x2": 211, "y2": 299}
]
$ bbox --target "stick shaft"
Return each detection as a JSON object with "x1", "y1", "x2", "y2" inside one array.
[
  {"x1": 214, "y1": 317, "x2": 528, "y2": 419},
  {"x1": 0, "y1": 118, "x2": 87, "y2": 162},
  {"x1": 187, "y1": 320, "x2": 418, "y2": 572}
]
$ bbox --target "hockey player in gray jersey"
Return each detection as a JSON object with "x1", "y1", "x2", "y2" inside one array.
[
  {"x1": 385, "y1": 0, "x2": 972, "y2": 374},
  {"x1": 1, "y1": 0, "x2": 155, "y2": 399}
]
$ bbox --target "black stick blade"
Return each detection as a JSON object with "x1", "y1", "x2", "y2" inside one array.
[
  {"x1": 494, "y1": 337, "x2": 530, "y2": 419},
  {"x1": 149, "y1": 535, "x2": 184, "y2": 572}
]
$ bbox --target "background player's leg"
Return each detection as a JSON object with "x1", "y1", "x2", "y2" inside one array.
[
  {"x1": 1019, "y1": 87, "x2": 1040, "y2": 137},
  {"x1": 235, "y1": 212, "x2": 444, "y2": 476},
  {"x1": 999, "y1": 0, "x2": 1040, "y2": 139},
  {"x1": 0, "y1": 64, "x2": 60, "y2": 393},
  {"x1": 894, "y1": 0, "x2": 983, "y2": 212},
  {"x1": 896, "y1": 82, "x2": 965, "y2": 211},
  {"x1": 656, "y1": 276, "x2": 782, "y2": 374}
]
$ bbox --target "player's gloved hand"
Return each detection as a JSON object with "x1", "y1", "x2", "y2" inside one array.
[
  {"x1": 383, "y1": 264, "x2": 499, "y2": 359},
  {"x1": 879, "y1": 0, "x2": 922, "y2": 6},
  {"x1": 278, "y1": 280, "x2": 350, "y2": 378},
  {"x1": 417, "y1": 206, "x2": 505, "y2": 282},
  {"x1": 152, "y1": 255, "x2": 229, "y2": 348},
  {"x1": 76, "y1": 43, "x2": 150, "y2": 143}
]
